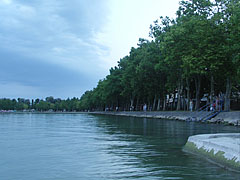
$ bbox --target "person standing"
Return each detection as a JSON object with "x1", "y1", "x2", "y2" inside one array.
[
  {"x1": 143, "y1": 104, "x2": 147, "y2": 112},
  {"x1": 190, "y1": 99, "x2": 193, "y2": 112}
]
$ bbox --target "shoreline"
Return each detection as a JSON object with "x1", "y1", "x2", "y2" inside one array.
[
  {"x1": 90, "y1": 111, "x2": 240, "y2": 126},
  {"x1": 1, "y1": 110, "x2": 240, "y2": 126}
]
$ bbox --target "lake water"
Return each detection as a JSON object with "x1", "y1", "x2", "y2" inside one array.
[{"x1": 0, "y1": 113, "x2": 239, "y2": 180}]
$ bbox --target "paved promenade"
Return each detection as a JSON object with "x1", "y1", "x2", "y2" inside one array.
[{"x1": 91, "y1": 111, "x2": 240, "y2": 126}]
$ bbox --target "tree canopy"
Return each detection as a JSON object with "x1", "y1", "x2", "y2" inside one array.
[{"x1": 78, "y1": 0, "x2": 240, "y2": 112}]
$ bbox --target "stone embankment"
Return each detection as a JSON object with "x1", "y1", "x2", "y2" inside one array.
[
  {"x1": 209, "y1": 111, "x2": 240, "y2": 126},
  {"x1": 184, "y1": 133, "x2": 240, "y2": 172},
  {"x1": 91, "y1": 111, "x2": 240, "y2": 126}
]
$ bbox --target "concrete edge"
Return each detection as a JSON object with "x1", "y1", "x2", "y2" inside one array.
[
  {"x1": 89, "y1": 111, "x2": 240, "y2": 126},
  {"x1": 183, "y1": 133, "x2": 240, "y2": 172}
]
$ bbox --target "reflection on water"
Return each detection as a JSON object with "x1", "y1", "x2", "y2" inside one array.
[{"x1": 0, "y1": 113, "x2": 239, "y2": 180}]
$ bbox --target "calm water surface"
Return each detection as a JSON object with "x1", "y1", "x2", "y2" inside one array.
[{"x1": 0, "y1": 113, "x2": 239, "y2": 180}]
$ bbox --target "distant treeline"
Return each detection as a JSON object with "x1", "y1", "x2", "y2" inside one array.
[
  {"x1": 0, "y1": 97, "x2": 82, "y2": 111},
  {"x1": 79, "y1": 0, "x2": 240, "y2": 111}
]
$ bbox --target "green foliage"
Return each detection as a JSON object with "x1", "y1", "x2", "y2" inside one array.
[
  {"x1": 78, "y1": 0, "x2": 240, "y2": 111},
  {"x1": 0, "y1": 99, "x2": 17, "y2": 110},
  {"x1": 0, "y1": 97, "x2": 82, "y2": 112}
]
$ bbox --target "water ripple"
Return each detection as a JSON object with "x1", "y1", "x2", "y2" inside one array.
[{"x1": 0, "y1": 113, "x2": 239, "y2": 180}]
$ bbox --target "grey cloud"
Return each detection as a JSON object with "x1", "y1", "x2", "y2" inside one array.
[
  {"x1": 0, "y1": 0, "x2": 110, "y2": 59},
  {"x1": 0, "y1": 50, "x2": 98, "y2": 86},
  {"x1": 0, "y1": 0, "x2": 110, "y2": 98},
  {"x1": 0, "y1": 50, "x2": 100, "y2": 98}
]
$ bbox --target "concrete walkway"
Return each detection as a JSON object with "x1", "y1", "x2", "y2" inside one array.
[
  {"x1": 184, "y1": 133, "x2": 240, "y2": 172},
  {"x1": 91, "y1": 111, "x2": 240, "y2": 126}
]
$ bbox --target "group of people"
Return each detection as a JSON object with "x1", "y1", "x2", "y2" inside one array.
[
  {"x1": 117, "y1": 95, "x2": 224, "y2": 112},
  {"x1": 189, "y1": 95, "x2": 224, "y2": 112},
  {"x1": 210, "y1": 96, "x2": 224, "y2": 111}
]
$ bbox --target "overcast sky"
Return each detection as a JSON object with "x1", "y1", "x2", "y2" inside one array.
[{"x1": 0, "y1": 0, "x2": 180, "y2": 99}]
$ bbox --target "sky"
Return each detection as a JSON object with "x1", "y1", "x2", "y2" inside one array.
[{"x1": 0, "y1": 0, "x2": 180, "y2": 99}]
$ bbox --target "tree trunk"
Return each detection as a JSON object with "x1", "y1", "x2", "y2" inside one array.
[
  {"x1": 171, "y1": 95, "x2": 173, "y2": 111},
  {"x1": 157, "y1": 97, "x2": 161, "y2": 111},
  {"x1": 186, "y1": 78, "x2": 190, "y2": 111},
  {"x1": 136, "y1": 97, "x2": 139, "y2": 111},
  {"x1": 183, "y1": 89, "x2": 186, "y2": 111},
  {"x1": 127, "y1": 103, "x2": 130, "y2": 111},
  {"x1": 117, "y1": 98, "x2": 119, "y2": 108},
  {"x1": 111, "y1": 102, "x2": 113, "y2": 111},
  {"x1": 148, "y1": 99, "x2": 151, "y2": 111},
  {"x1": 124, "y1": 103, "x2": 129, "y2": 111},
  {"x1": 224, "y1": 77, "x2": 231, "y2": 111},
  {"x1": 130, "y1": 95, "x2": 135, "y2": 111},
  {"x1": 152, "y1": 94, "x2": 157, "y2": 111},
  {"x1": 210, "y1": 75, "x2": 214, "y2": 104},
  {"x1": 194, "y1": 75, "x2": 201, "y2": 110},
  {"x1": 163, "y1": 96, "x2": 166, "y2": 111},
  {"x1": 130, "y1": 99, "x2": 134, "y2": 108},
  {"x1": 177, "y1": 79, "x2": 183, "y2": 111},
  {"x1": 172, "y1": 94, "x2": 176, "y2": 110}
]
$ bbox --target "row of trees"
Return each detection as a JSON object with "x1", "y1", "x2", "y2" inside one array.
[
  {"x1": 79, "y1": 0, "x2": 240, "y2": 112},
  {"x1": 0, "y1": 97, "x2": 82, "y2": 112}
]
